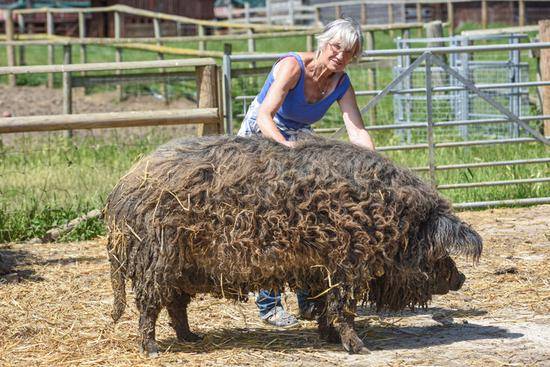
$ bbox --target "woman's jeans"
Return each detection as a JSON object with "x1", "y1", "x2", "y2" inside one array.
[{"x1": 256, "y1": 289, "x2": 311, "y2": 317}]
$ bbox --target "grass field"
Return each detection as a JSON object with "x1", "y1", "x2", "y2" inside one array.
[{"x1": 0, "y1": 23, "x2": 548, "y2": 243}]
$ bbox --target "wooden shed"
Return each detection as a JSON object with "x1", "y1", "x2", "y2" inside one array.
[
  {"x1": 452, "y1": 1, "x2": 550, "y2": 28},
  {"x1": 89, "y1": 0, "x2": 215, "y2": 37}
]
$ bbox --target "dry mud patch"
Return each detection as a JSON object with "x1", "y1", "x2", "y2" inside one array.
[{"x1": 0, "y1": 205, "x2": 549, "y2": 366}]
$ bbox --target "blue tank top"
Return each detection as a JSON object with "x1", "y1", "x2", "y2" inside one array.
[{"x1": 256, "y1": 52, "x2": 351, "y2": 130}]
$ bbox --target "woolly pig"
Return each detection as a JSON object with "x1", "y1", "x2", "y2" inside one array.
[{"x1": 104, "y1": 135, "x2": 482, "y2": 356}]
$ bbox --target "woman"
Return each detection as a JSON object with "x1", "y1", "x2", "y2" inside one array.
[{"x1": 238, "y1": 17, "x2": 375, "y2": 327}]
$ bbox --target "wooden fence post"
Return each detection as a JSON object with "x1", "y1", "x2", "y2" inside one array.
[
  {"x1": 315, "y1": 6, "x2": 321, "y2": 26},
  {"x1": 360, "y1": 3, "x2": 367, "y2": 25},
  {"x1": 519, "y1": 0, "x2": 525, "y2": 26},
  {"x1": 47, "y1": 10, "x2": 54, "y2": 88},
  {"x1": 416, "y1": 2, "x2": 423, "y2": 37},
  {"x1": 481, "y1": 0, "x2": 488, "y2": 29},
  {"x1": 335, "y1": 5, "x2": 341, "y2": 19},
  {"x1": 425, "y1": 21, "x2": 446, "y2": 69},
  {"x1": 539, "y1": 20, "x2": 550, "y2": 137},
  {"x1": 198, "y1": 25, "x2": 205, "y2": 51},
  {"x1": 244, "y1": 3, "x2": 255, "y2": 55},
  {"x1": 266, "y1": 0, "x2": 272, "y2": 25},
  {"x1": 227, "y1": 2, "x2": 233, "y2": 33},
  {"x1": 62, "y1": 44, "x2": 73, "y2": 138},
  {"x1": 5, "y1": 9, "x2": 16, "y2": 87},
  {"x1": 114, "y1": 11, "x2": 124, "y2": 101},
  {"x1": 366, "y1": 30, "x2": 376, "y2": 124},
  {"x1": 288, "y1": 0, "x2": 295, "y2": 25},
  {"x1": 196, "y1": 65, "x2": 222, "y2": 136},
  {"x1": 387, "y1": 4, "x2": 394, "y2": 38},
  {"x1": 154, "y1": 17, "x2": 169, "y2": 105},
  {"x1": 447, "y1": 1, "x2": 454, "y2": 35},
  {"x1": 78, "y1": 11, "x2": 88, "y2": 94},
  {"x1": 17, "y1": 13, "x2": 26, "y2": 66},
  {"x1": 306, "y1": 33, "x2": 314, "y2": 52}
]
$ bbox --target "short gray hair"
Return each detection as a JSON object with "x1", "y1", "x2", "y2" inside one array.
[{"x1": 316, "y1": 17, "x2": 363, "y2": 60}]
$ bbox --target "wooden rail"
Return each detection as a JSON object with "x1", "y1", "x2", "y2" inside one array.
[
  {"x1": 0, "y1": 109, "x2": 219, "y2": 134},
  {"x1": 11, "y1": 4, "x2": 306, "y2": 32},
  {"x1": 218, "y1": 0, "x2": 534, "y2": 30},
  {"x1": 0, "y1": 58, "x2": 223, "y2": 137},
  {"x1": 0, "y1": 58, "x2": 216, "y2": 75}
]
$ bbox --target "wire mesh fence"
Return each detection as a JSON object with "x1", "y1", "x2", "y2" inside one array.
[{"x1": 392, "y1": 34, "x2": 535, "y2": 143}]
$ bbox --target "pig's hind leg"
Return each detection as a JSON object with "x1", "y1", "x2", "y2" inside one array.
[{"x1": 167, "y1": 291, "x2": 202, "y2": 342}]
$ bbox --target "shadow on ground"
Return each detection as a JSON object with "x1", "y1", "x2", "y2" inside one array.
[
  {"x1": 0, "y1": 246, "x2": 44, "y2": 283},
  {"x1": 150, "y1": 317, "x2": 522, "y2": 355}
]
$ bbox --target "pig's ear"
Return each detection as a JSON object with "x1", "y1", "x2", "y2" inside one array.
[{"x1": 430, "y1": 214, "x2": 482, "y2": 261}]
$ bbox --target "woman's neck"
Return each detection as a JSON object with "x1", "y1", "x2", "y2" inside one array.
[{"x1": 312, "y1": 60, "x2": 333, "y2": 83}]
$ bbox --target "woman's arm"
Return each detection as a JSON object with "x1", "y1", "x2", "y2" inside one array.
[
  {"x1": 257, "y1": 57, "x2": 301, "y2": 148},
  {"x1": 337, "y1": 85, "x2": 375, "y2": 150}
]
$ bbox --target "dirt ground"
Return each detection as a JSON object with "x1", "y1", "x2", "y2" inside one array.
[
  {"x1": 0, "y1": 205, "x2": 549, "y2": 367},
  {"x1": 0, "y1": 85, "x2": 198, "y2": 144}
]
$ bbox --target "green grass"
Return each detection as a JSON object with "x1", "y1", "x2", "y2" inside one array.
[{"x1": 0, "y1": 25, "x2": 548, "y2": 242}]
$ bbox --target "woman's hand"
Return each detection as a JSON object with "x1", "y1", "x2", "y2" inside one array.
[{"x1": 280, "y1": 140, "x2": 297, "y2": 148}]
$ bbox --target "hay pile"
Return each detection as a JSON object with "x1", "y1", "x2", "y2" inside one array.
[{"x1": 0, "y1": 205, "x2": 549, "y2": 366}]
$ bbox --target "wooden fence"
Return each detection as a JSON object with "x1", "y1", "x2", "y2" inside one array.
[
  {"x1": 220, "y1": 0, "x2": 535, "y2": 35},
  {"x1": 1, "y1": 3, "x2": 425, "y2": 89},
  {"x1": 0, "y1": 58, "x2": 223, "y2": 137}
]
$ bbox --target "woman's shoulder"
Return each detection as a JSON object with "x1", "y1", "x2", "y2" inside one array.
[{"x1": 273, "y1": 55, "x2": 302, "y2": 81}]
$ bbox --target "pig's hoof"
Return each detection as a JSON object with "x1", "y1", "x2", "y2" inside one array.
[
  {"x1": 178, "y1": 331, "x2": 203, "y2": 342},
  {"x1": 320, "y1": 326, "x2": 341, "y2": 343},
  {"x1": 140, "y1": 341, "x2": 159, "y2": 358},
  {"x1": 341, "y1": 333, "x2": 365, "y2": 354}
]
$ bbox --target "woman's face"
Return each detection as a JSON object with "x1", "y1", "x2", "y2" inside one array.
[{"x1": 320, "y1": 38, "x2": 358, "y2": 73}]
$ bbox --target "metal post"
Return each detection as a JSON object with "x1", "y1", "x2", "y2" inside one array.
[
  {"x1": 425, "y1": 53, "x2": 436, "y2": 185},
  {"x1": 509, "y1": 34, "x2": 521, "y2": 137},
  {"x1": 62, "y1": 45, "x2": 73, "y2": 138},
  {"x1": 366, "y1": 31, "x2": 377, "y2": 124},
  {"x1": 222, "y1": 44, "x2": 233, "y2": 135},
  {"x1": 403, "y1": 37, "x2": 412, "y2": 142},
  {"x1": 395, "y1": 37, "x2": 406, "y2": 142},
  {"x1": 460, "y1": 37, "x2": 470, "y2": 138},
  {"x1": 47, "y1": 10, "x2": 54, "y2": 88}
]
